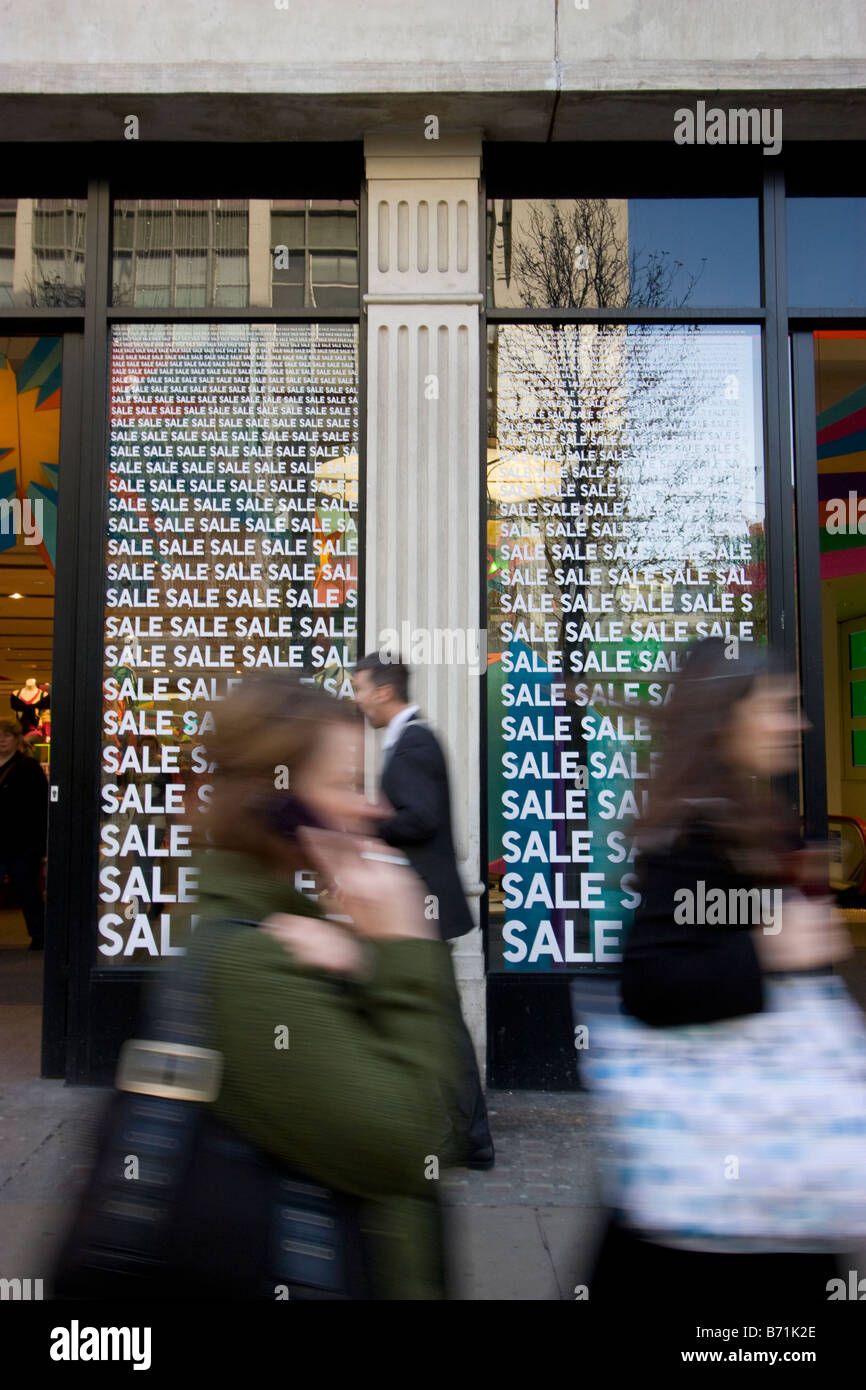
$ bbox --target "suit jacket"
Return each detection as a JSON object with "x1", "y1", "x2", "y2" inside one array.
[{"x1": 378, "y1": 713, "x2": 475, "y2": 941}]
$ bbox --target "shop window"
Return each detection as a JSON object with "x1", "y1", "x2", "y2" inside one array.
[
  {"x1": 486, "y1": 198, "x2": 760, "y2": 309},
  {"x1": 100, "y1": 322, "x2": 359, "y2": 963},
  {"x1": 486, "y1": 322, "x2": 767, "y2": 971},
  {"x1": 111, "y1": 200, "x2": 250, "y2": 308},
  {"x1": 110, "y1": 199, "x2": 359, "y2": 309},
  {"x1": 0, "y1": 335, "x2": 60, "y2": 947},
  {"x1": 270, "y1": 201, "x2": 359, "y2": 309},
  {"x1": 787, "y1": 198, "x2": 866, "y2": 308}
]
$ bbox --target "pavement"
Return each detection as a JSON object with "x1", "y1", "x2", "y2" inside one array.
[{"x1": 0, "y1": 947, "x2": 604, "y2": 1301}]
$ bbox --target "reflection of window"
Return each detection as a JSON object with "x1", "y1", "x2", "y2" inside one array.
[
  {"x1": 112, "y1": 201, "x2": 250, "y2": 307},
  {"x1": 0, "y1": 199, "x2": 86, "y2": 307},
  {"x1": 31, "y1": 202, "x2": 87, "y2": 305},
  {"x1": 270, "y1": 201, "x2": 359, "y2": 308},
  {"x1": 0, "y1": 202, "x2": 15, "y2": 307}
]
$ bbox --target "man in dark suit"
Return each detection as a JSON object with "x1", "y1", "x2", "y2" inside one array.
[{"x1": 353, "y1": 653, "x2": 494, "y2": 1169}]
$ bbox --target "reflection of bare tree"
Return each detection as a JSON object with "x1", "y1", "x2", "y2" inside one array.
[
  {"x1": 25, "y1": 274, "x2": 85, "y2": 308},
  {"x1": 507, "y1": 200, "x2": 705, "y2": 311},
  {"x1": 494, "y1": 324, "x2": 749, "y2": 655}
]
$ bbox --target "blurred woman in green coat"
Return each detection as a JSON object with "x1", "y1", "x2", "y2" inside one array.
[{"x1": 190, "y1": 672, "x2": 461, "y2": 1299}]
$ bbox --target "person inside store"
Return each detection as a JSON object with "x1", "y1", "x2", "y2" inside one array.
[
  {"x1": 586, "y1": 637, "x2": 860, "y2": 1308},
  {"x1": 352, "y1": 652, "x2": 496, "y2": 1171},
  {"x1": 0, "y1": 715, "x2": 48, "y2": 950},
  {"x1": 187, "y1": 672, "x2": 460, "y2": 1298}
]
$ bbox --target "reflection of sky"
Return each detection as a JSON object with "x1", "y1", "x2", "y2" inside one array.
[
  {"x1": 496, "y1": 324, "x2": 765, "y2": 568},
  {"x1": 787, "y1": 199, "x2": 866, "y2": 307},
  {"x1": 627, "y1": 200, "x2": 760, "y2": 307},
  {"x1": 618, "y1": 326, "x2": 764, "y2": 566}
]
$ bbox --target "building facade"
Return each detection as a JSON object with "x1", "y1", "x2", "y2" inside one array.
[{"x1": 1, "y1": 2, "x2": 865, "y2": 1083}]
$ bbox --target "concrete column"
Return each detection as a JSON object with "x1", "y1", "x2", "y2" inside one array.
[
  {"x1": 363, "y1": 130, "x2": 487, "y2": 1076},
  {"x1": 12, "y1": 198, "x2": 33, "y2": 303},
  {"x1": 247, "y1": 199, "x2": 272, "y2": 307}
]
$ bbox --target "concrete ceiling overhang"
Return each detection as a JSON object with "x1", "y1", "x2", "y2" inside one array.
[{"x1": 0, "y1": 87, "x2": 864, "y2": 144}]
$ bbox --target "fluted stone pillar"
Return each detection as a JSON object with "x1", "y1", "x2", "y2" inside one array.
[{"x1": 363, "y1": 130, "x2": 486, "y2": 1075}]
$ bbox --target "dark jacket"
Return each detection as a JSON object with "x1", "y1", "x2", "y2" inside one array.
[
  {"x1": 191, "y1": 848, "x2": 460, "y2": 1299},
  {"x1": 0, "y1": 750, "x2": 48, "y2": 857},
  {"x1": 378, "y1": 713, "x2": 475, "y2": 941},
  {"x1": 620, "y1": 815, "x2": 766, "y2": 1027}
]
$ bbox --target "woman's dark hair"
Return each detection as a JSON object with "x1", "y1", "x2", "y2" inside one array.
[{"x1": 636, "y1": 637, "x2": 798, "y2": 879}]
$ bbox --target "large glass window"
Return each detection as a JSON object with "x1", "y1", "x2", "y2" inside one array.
[
  {"x1": 99, "y1": 322, "x2": 359, "y2": 961},
  {"x1": 0, "y1": 199, "x2": 86, "y2": 307},
  {"x1": 111, "y1": 199, "x2": 360, "y2": 309},
  {"x1": 271, "y1": 200, "x2": 359, "y2": 308},
  {"x1": 486, "y1": 323, "x2": 767, "y2": 970},
  {"x1": 787, "y1": 198, "x2": 866, "y2": 307},
  {"x1": 112, "y1": 201, "x2": 250, "y2": 307},
  {"x1": 487, "y1": 198, "x2": 760, "y2": 309}
]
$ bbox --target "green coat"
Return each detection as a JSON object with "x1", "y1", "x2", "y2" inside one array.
[{"x1": 187, "y1": 848, "x2": 460, "y2": 1300}]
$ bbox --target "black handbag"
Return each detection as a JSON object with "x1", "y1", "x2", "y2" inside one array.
[{"x1": 51, "y1": 919, "x2": 375, "y2": 1300}]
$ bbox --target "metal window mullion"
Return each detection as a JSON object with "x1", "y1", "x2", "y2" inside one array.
[
  {"x1": 65, "y1": 175, "x2": 112, "y2": 1081},
  {"x1": 207, "y1": 204, "x2": 215, "y2": 307},
  {"x1": 305, "y1": 204, "x2": 312, "y2": 308},
  {"x1": 40, "y1": 328, "x2": 84, "y2": 1075},
  {"x1": 168, "y1": 205, "x2": 176, "y2": 304},
  {"x1": 760, "y1": 166, "x2": 799, "y2": 824},
  {"x1": 478, "y1": 171, "x2": 491, "y2": 981},
  {"x1": 791, "y1": 331, "x2": 828, "y2": 841}
]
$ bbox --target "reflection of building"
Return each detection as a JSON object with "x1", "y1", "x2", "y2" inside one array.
[
  {"x1": 110, "y1": 199, "x2": 359, "y2": 309},
  {"x1": 0, "y1": 199, "x2": 86, "y2": 307},
  {"x1": 0, "y1": 198, "x2": 359, "y2": 309},
  {"x1": 2, "y1": 3, "x2": 866, "y2": 1084}
]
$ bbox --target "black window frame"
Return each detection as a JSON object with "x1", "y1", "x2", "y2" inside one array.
[
  {"x1": 0, "y1": 144, "x2": 366, "y2": 1082},
  {"x1": 478, "y1": 142, "x2": 864, "y2": 1084}
]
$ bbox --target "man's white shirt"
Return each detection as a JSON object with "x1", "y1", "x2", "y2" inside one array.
[{"x1": 382, "y1": 703, "x2": 421, "y2": 755}]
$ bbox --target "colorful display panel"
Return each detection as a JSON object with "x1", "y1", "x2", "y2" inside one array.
[
  {"x1": 99, "y1": 323, "x2": 358, "y2": 961},
  {"x1": 486, "y1": 323, "x2": 767, "y2": 970}
]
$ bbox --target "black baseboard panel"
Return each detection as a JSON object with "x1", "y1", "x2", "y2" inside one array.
[{"x1": 486, "y1": 974, "x2": 581, "y2": 1090}]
